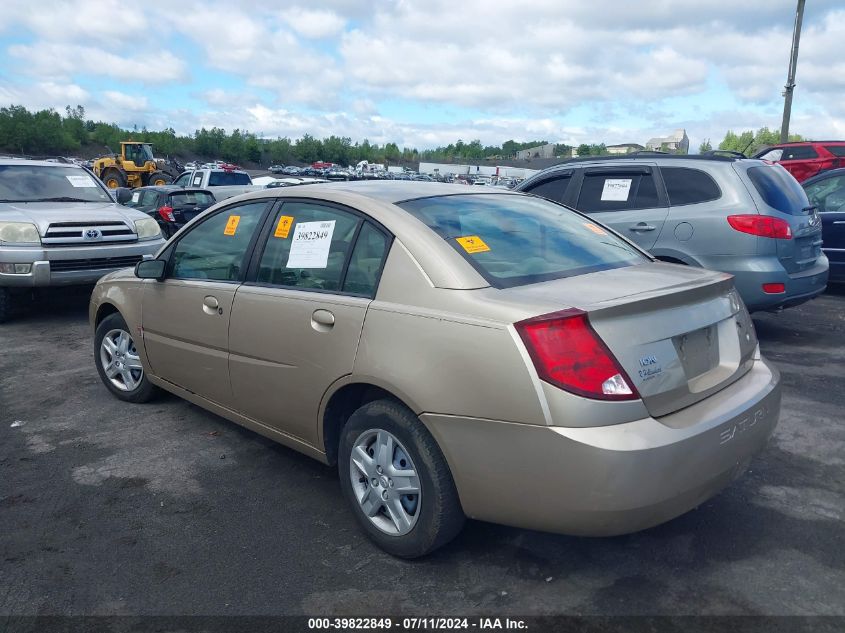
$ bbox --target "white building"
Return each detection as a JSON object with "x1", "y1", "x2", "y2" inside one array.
[{"x1": 645, "y1": 129, "x2": 689, "y2": 154}]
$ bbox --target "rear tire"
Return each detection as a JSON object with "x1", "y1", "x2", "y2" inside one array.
[
  {"x1": 146, "y1": 171, "x2": 172, "y2": 186},
  {"x1": 101, "y1": 168, "x2": 126, "y2": 189},
  {"x1": 94, "y1": 312, "x2": 158, "y2": 403},
  {"x1": 338, "y1": 399, "x2": 465, "y2": 558}
]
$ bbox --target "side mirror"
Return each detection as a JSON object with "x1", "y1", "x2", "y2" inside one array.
[
  {"x1": 135, "y1": 258, "x2": 166, "y2": 280},
  {"x1": 115, "y1": 187, "x2": 133, "y2": 204}
]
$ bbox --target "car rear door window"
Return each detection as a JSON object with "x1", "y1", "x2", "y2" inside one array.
[
  {"x1": 523, "y1": 174, "x2": 572, "y2": 203},
  {"x1": 782, "y1": 146, "x2": 818, "y2": 160},
  {"x1": 168, "y1": 191, "x2": 215, "y2": 208},
  {"x1": 823, "y1": 146, "x2": 845, "y2": 157},
  {"x1": 170, "y1": 201, "x2": 266, "y2": 281},
  {"x1": 661, "y1": 167, "x2": 721, "y2": 206},
  {"x1": 577, "y1": 172, "x2": 660, "y2": 212},
  {"x1": 342, "y1": 222, "x2": 390, "y2": 297},
  {"x1": 256, "y1": 203, "x2": 361, "y2": 292},
  {"x1": 747, "y1": 166, "x2": 811, "y2": 215}
]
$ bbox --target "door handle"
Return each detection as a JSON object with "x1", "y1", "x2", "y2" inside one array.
[
  {"x1": 311, "y1": 309, "x2": 335, "y2": 329},
  {"x1": 202, "y1": 295, "x2": 222, "y2": 315},
  {"x1": 629, "y1": 223, "x2": 656, "y2": 232}
]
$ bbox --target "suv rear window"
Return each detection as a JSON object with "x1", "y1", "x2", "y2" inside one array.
[
  {"x1": 823, "y1": 145, "x2": 845, "y2": 157},
  {"x1": 662, "y1": 167, "x2": 721, "y2": 206},
  {"x1": 747, "y1": 165, "x2": 811, "y2": 215},
  {"x1": 398, "y1": 194, "x2": 647, "y2": 289},
  {"x1": 207, "y1": 171, "x2": 251, "y2": 186},
  {"x1": 781, "y1": 146, "x2": 818, "y2": 160},
  {"x1": 169, "y1": 191, "x2": 215, "y2": 207}
]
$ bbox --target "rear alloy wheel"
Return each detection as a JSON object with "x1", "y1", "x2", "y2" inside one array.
[
  {"x1": 101, "y1": 168, "x2": 127, "y2": 189},
  {"x1": 146, "y1": 170, "x2": 172, "y2": 186},
  {"x1": 338, "y1": 399, "x2": 464, "y2": 558},
  {"x1": 94, "y1": 312, "x2": 158, "y2": 403}
]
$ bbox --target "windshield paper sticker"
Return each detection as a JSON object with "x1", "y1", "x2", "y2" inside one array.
[
  {"x1": 456, "y1": 235, "x2": 490, "y2": 254},
  {"x1": 223, "y1": 215, "x2": 241, "y2": 236},
  {"x1": 583, "y1": 222, "x2": 608, "y2": 236},
  {"x1": 600, "y1": 178, "x2": 632, "y2": 201},
  {"x1": 287, "y1": 220, "x2": 336, "y2": 268},
  {"x1": 274, "y1": 215, "x2": 295, "y2": 239},
  {"x1": 66, "y1": 175, "x2": 97, "y2": 188}
]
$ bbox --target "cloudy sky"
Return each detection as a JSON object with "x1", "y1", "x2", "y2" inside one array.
[{"x1": 0, "y1": 0, "x2": 843, "y2": 151}]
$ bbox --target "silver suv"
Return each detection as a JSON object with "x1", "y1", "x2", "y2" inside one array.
[
  {"x1": 516, "y1": 154, "x2": 829, "y2": 311},
  {"x1": 0, "y1": 159, "x2": 165, "y2": 321}
]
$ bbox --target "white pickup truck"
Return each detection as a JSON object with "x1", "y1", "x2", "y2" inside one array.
[{"x1": 172, "y1": 168, "x2": 263, "y2": 201}]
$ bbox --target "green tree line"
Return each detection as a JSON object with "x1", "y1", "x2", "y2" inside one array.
[{"x1": 0, "y1": 104, "x2": 805, "y2": 165}]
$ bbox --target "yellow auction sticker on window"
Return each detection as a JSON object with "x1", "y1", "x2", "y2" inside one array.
[
  {"x1": 583, "y1": 222, "x2": 608, "y2": 236},
  {"x1": 223, "y1": 215, "x2": 240, "y2": 236},
  {"x1": 274, "y1": 215, "x2": 294, "y2": 239},
  {"x1": 456, "y1": 235, "x2": 490, "y2": 253}
]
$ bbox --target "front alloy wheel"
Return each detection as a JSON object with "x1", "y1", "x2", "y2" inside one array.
[{"x1": 99, "y1": 328, "x2": 144, "y2": 391}]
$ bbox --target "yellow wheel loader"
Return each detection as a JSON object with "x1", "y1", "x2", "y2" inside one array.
[{"x1": 92, "y1": 142, "x2": 173, "y2": 189}]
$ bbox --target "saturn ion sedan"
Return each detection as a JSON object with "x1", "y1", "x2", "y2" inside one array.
[{"x1": 90, "y1": 182, "x2": 781, "y2": 557}]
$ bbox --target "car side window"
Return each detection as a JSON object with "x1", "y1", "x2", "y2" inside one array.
[
  {"x1": 805, "y1": 175, "x2": 845, "y2": 212},
  {"x1": 256, "y1": 203, "x2": 361, "y2": 292},
  {"x1": 136, "y1": 190, "x2": 160, "y2": 211},
  {"x1": 191, "y1": 173, "x2": 204, "y2": 187},
  {"x1": 170, "y1": 201, "x2": 266, "y2": 282},
  {"x1": 577, "y1": 172, "x2": 660, "y2": 212},
  {"x1": 758, "y1": 149, "x2": 783, "y2": 162},
  {"x1": 524, "y1": 174, "x2": 572, "y2": 203},
  {"x1": 173, "y1": 172, "x2": 191, "y2": 186},
  {"x1": 661, "y1": 167, "x2": 721, "y2": 206},
  {"x1": 343, "y1": 222, "x2": 390, "y2": 297},
  {"x1": 782, "y1": 146, "x2": 818, "y2": 160}
]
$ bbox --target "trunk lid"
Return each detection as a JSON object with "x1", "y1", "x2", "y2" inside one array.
[{"x1": 502, "y1": 262, "x2": 757, "y2": 418}]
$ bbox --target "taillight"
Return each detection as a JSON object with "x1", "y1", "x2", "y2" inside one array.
[
  {"x1": 727, "y1": 214, "x2": 792, "y2": 239},
  {"x1": 762, "y1": 283, "x2": 786, "y2": 294},
  {"x1": 514, "y1": 308, "x2": 639, "y2": 401},
  {"x1": 157, "y1": 206, "x2": 175, "y2": 222}
]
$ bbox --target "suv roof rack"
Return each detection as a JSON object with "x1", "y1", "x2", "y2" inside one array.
[{"x1": 701, "y1": 150, "x2": 747, "y2": 159}]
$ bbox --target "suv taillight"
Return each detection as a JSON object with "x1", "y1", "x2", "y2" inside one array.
[
  {"x1": 514, "y1": 308, "x2": 639, "y2": 401},
  {"x1": 727, "y1": 214, "x2": 792, "y2": 239},
  {"x1": 157, "y1": 206, "x2": 175, "y2": 222}
]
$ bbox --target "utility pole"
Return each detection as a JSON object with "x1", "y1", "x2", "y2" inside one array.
[{"x1": 780, "y1": 0, "x2": 806, "y2": 143}]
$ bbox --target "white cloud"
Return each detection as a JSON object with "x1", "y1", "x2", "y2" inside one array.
[
  {"x1": 283, "y1": 7, "x2": 346, "y2": 38},
  {"x1": 8, "y1": 43, "x2": 186, "y2": 84},
  {"x1": 103, "y1": 91, "x2": 149, "y2": 111}
]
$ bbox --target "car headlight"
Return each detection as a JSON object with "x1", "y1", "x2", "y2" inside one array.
[
  {"x1": 0, "y1": 222, "x2": 41, "y2": 244},
  {"x1": 134, "y1": 218, "x2": 161, "y2": 240}
]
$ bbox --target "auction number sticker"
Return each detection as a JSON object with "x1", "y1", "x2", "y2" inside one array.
[
  {"x1": 455, "y1": 235, "x2": 490, "y2": 254},
  {"x1": 274, "y1": 215, "x2": 295, "y2": 239},
  {"x1": 223, "y1": 215, "x2": 241, "y2": 236},
  {"x1": 287, "y1": 220, "x2": 336, "y2": 268},
  {"x1": 66, "y1": 175, "x2": 97, "y2": 188}
]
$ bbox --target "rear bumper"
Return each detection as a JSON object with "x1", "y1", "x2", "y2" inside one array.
[
  {"x1": 704, "y1": 254, "x2": 828, "y2": 311},
  {"x1": 0, "y1": 240, "x2": 164, "y2": 287},
  {"x1": 422, "y1": 357, "x2": 781, "y2": 536}
]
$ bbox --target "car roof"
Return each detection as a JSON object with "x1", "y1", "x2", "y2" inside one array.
[
  {"x1": 801, "y1": 168, "x2": 845, "y2": 186},
  {"x1": 769, "y1": 140, "x2": 845, "y2": 146},
  {"x1": 0, "y1": 158, "x2": 83, "y2": 168},
  {"x1": 260, "y1": 180, "x2": 514, "y2": 204},
  {"x1": 543, "y1": 153, "x2": 741, "y2": 167}
]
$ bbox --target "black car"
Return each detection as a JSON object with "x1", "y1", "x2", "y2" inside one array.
[
  {"x1": 124, "y1": 186, "x2": 216, "y2": 238},
  {"x1": 803, "y1": 168, "x2": 845, "y2": 282}
]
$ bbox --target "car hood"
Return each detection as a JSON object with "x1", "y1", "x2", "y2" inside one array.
[{"x1": 0, "y1": 201, "x2": 149, "y2": 236}]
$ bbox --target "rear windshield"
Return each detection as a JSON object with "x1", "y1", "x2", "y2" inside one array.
[
  {"x1": 168, "y1": 191, "x2": 215, "y2": 207},
  {"x1": 207, "y1": 171, "x2": 251, "y2": 186},
  {"x1": 746, "y1": 165, "x2": 810, "y2": 215},
  {"x1": 398, "y1": 194, "x2": 647, "y2": 289},
  {"x1": 0, "y1": 165, "x2": 112, "y2": 203}
]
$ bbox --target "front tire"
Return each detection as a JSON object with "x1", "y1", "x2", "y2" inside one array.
[
  {"x1": 338, "y1": 399, "x2": 465, "y2": 558},
  {"x1": 94, "y1": 312, "x2": 158, "y2": 403},
  {"x1": 101, "y1": 168, "x2": 127, "y2": 189},
  {"x1": 0, "y1": 287, "x2": 13, "y2": 323},
  {"x1": 146, "y1": 170, "x2": 172, "y2": 186}
]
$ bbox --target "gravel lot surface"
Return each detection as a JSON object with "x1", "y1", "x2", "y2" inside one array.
[{"x1": 1, "y1": 286, "x2": 843, "y2": 618}]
